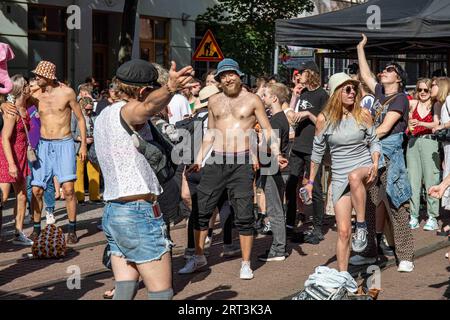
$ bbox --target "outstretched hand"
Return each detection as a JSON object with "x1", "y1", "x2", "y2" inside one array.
[
  {"x1": 357, "y1": 33, "x2": 368, "y2": 49},
  {"x1": 167, "y1": 61, "x2": 195, "y2": 93}
]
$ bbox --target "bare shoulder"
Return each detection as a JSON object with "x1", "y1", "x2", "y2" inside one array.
[{"x1": 59, "y1": 85, "x2": 76, "y2": 99}]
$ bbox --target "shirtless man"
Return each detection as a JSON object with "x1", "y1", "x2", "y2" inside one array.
[
  {"x1": 3, "y1": 61, "x2": 87, "y2": 244},
  {"x1": 178, "y1": 58, "x2": 287, "y2": 279}
]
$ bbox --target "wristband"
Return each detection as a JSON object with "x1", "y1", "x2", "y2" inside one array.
[
  {"x1": 165, "y1": 83, "x2": 177, "y2": 95},
  {"x1": 307, "y1": 180, "x2": 314, "y2": 186}
]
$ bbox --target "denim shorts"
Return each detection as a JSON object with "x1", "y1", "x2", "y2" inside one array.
[{"x1": 102, "y1": 200, "x2": 172, "y2": 264}]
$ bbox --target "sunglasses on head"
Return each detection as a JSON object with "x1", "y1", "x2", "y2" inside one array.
[
  {"x1": 417, "y1": 88, "x2": 430, "y2": 93},
  {"x1": 342, "y1": 84, "x2": 357, "y2": 94}
]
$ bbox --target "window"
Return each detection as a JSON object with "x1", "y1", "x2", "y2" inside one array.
[
  {"x1": 28, "y1": 4, "x2": 67, "y2": 80},
  {"x1": 139, "y1": 16, "x2": 169, "y2": 67}
]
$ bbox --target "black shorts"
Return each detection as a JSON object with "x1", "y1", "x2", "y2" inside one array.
[{"x1": 195, "y1": 159, "x2": 255, "y2": 236}]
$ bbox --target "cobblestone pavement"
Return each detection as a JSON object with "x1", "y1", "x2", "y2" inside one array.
[{"x1": 0, "y1": 196, "x2": 449, "y2": 300}]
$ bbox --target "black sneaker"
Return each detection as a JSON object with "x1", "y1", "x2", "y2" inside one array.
[
  {"x1": 377, "y1": 238, "x2": 395, "y2": 257},
  {"x1": 303, "y1": 230, "x2": 321, "y2": 245},
  {"x1": 258, "y1": 251, "x2": 286, "y2": 262}
]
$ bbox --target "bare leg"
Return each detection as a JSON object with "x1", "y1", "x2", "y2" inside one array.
[
  {"x1": 136, "y1": 252, "x2": 172, "y2": 294},
  {"x1": 194, "y1": 229, "x2": 208, "y2": 256},
  {"x1": 239, "y1": 234, "x2": 253, "y2": 262},
  {"x1": 32, "y1": 186, "x2": 44, "y2": 224},
  {"x1": 54, "y1": 176, "x2": 61, "y2": 199},
  {"x1": 334, "y1": 195, "x2": 353, "y2": 272},
  {"x1": 110, "y1": 255, "x2": 140, "y2": 300},
  {"x1": 348, "y1": 167, "x2": 371, "y2": 224},
  {"x1": 12, "y1": 181, "x2": 27, "y2": 233},
  {"x1": 181, "y1": 170, "x2": 192, "y2": 210},
  {"x1": 62, "y1": 181, "x2": 77, "y2": 223}
]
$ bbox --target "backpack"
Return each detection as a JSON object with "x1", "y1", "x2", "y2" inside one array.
[
  {"x1": 119, "y1": 110, "x2": 177, "y2": 185},
  {"x1": 31, "y1": 224, "x2": 67, "y2": 259},
  {"x1": 174, "y1": 107, "x2": 208, "y2": 164}
]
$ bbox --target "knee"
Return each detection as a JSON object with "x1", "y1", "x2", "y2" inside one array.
[
  {"x1": 348, "y1": 172, "x2": 361, "y2": 187},
  {"x1": 32, "y1": 187, "x2": 44, "y2": 199},
  {"x1": 16, "y1": 191, "x2": 27, "y2": 204},
  {"x1": 338, "y1": 227, "x2": 352, "y2": 242},
  {"x1": 63, "y1": 186, "x2": 75, "y2": 199}
]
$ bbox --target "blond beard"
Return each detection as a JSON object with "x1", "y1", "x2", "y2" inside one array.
[{"x1": 222, "y1": 79, "x2": 242, "y2": 97}]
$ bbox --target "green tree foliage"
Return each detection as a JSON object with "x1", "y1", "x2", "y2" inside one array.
[{"x1": 197, "y1": 0, "x2": 314, "y2": 77}]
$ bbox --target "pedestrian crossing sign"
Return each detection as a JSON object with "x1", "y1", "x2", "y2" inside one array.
[{"x1": 192, "y1": 30, "x2": 224, "y2": 62}]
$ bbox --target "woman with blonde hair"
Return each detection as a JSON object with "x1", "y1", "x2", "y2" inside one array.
[
  {"x1": 0, "y1": 74, "x2": 34, "y2": 245},
  {"x1": 305, "y1": 73, "x2": 381, "y2": 271},
  {"x1": 407, "y1": 78, "x2": 440, "y2": 230}
]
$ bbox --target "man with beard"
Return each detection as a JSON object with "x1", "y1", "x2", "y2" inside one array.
[
  {"x1": 2, "y1": 61, "x2": 87, "y2": 243},
  {"x1": 178, "y1": 58, "x2": 287, "y2": 279}
]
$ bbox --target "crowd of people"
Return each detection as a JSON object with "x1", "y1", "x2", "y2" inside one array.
[{"x1": 1, "y1": 33, "x2": 450, "y2": 300}]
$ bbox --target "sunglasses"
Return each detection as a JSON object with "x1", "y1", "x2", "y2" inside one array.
[
  {"x1": 342, "y1": 85, "x2": 357, "y2": 95},
  {"x1": 384, "y1": 66, "x2": 399, "y2": 74},
  {"x1": 417, "y1": 88, "x2": 430, "y2": 93}
]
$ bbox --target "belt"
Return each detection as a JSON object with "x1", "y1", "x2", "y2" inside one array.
[{"x1": 410, "y1": 134, "x2": 436, "y2": 140}]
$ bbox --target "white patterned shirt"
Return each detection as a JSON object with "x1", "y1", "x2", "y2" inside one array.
[{"x1": 94, "y1": 101, "x2": 162, "y2": 201}]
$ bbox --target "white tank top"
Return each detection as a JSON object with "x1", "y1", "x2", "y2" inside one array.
[{"x1": 94, "y1": 101, "x2": 162, "y2": 201}]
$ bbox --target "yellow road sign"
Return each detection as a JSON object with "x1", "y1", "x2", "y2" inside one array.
[{"x1": 192, "y1": 30, "x2": 224, "y2": 62}]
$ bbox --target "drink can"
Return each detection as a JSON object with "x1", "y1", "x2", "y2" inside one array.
[{"x1": 299, "y1": 187, "x2": 312, "y2": 205}]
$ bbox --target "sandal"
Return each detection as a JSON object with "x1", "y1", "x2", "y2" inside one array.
[{"x1": 103, "y1": 288, "x2": 115, "y2": 299}]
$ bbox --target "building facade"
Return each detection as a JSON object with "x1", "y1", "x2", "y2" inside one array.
[{"x1": 0, "y1": 0, "x2": 218, "y2": 88}]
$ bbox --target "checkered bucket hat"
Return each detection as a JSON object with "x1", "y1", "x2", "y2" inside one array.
[{"x1": 32, "y1": 61, "x2": 57, "y2": 80}]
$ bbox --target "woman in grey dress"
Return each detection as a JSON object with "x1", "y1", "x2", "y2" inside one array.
[{"x1": 304, "y1": 73, "x2": 381, "y2": 272}]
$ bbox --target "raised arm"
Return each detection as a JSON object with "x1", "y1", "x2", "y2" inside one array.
[
  {"x1": 122, "y1": 61, "x2": 194, "y2": 126},
  {"x1": 357, "y1": 34, "x2": 377, "y2": 94},
  {"x1": 68, "y1": 90, "x2": 87, "y2": 161}
]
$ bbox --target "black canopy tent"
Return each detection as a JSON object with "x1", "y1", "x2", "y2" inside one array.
[{"x1": 275, "y1": 0, "x2": 450, "y2": 82}]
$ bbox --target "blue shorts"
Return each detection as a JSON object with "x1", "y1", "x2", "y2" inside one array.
[
  {"x1": 102, "y1": 201, "x2": 172, "y2": 264},
  {"x1": 31, "y1": 137, "x2": 77, "y2": 189}
]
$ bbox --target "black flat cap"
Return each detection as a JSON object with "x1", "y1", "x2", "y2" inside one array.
[
  {"x1": 116, "y1": 59, "x2": 159, "y2": 87},
  {"x1": 299, "y1": 60, "x2": 320, "y2": 74}
]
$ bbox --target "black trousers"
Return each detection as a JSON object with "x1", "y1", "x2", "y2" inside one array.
[{"x1": 285, "y1": 150, "x2": 324, "y2": 230}]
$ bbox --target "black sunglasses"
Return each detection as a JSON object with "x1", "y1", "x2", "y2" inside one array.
[
  {"x1": 417, "y1": 88, "x2": 430, "y2": 93},
  {"x1": 384, "y1": 66, "x2": 399, "y2": 75},
  {"x1": 342, "y1": 84, "x2": 357, "y2": 94}
]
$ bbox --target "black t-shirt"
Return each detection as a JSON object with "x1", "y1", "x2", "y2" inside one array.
[
  {"x1": 373, "y1": 84, "x2": 409, "y2": 137},
  {"x1": 292, "y1": 87, "x2": 329, "y2": 153},
  {"x1": 270, "y1": 111, "x2": 290, "y2": 156}
]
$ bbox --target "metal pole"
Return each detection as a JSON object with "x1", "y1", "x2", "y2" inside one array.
[{"x1": 274, "y1": 43, "x2": 279, "y2": 75}]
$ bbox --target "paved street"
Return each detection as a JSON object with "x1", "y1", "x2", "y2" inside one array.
[{"x1": 0, "y1": 196, "x2": 449, "y2": 300}]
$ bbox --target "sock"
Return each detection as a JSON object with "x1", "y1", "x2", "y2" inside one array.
[
  {"x1": 148, "y1": 288, "x2": 174, "y2": 300},
  {"x1": 33, "y1": 223, "x2": 41, "y2": 235},
  {"x1": 207, "y1": 228, "x2": 213, "y2": 238},
  {"x1": 356, "y1": 221, "x2": 367, "y2": 229},
  {"x1": 113, "y1": 280, "x2": 139, "y2": 300},
  {"x1": 68, "y1": 220, "x2": 77, "y2": 233}
]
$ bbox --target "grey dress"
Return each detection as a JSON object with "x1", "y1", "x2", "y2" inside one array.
[{"x1": 311, "y1": 116, "x2": 381, "y2": 205}]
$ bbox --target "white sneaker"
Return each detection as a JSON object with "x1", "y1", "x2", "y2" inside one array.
[
  {"x1": 409, "y1": 216, "x2": 419, "y2": 229},
  {"x1": 349, "y1": 255, "x2": 377, "y2": 266},
  {"x1": 240, "y1": 261, "x2": 254, "y2": 280},
  {"x1": 204, "y1": 236, "x2": 212, "y2": 249},
  {"x1": 397, "y1": 260, "x2": 414, "y2": 272},
  {"x1": 423, "y1": 218, "x2": 439, "y2": 231},
  {"x1": 12, "y1": 231, "x2": 34, "y2": 246},
  {"x1": 178, "y1": 255, "x2": 207, "y2": 274},
  {"x1": 46, "y1": 211, "x2": 55, "y2": 225}
]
